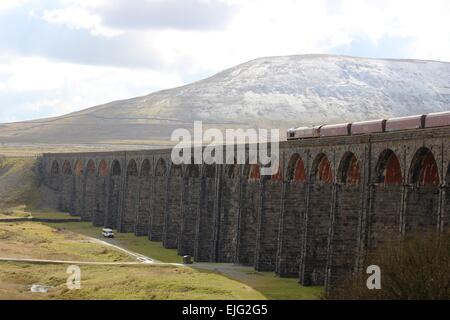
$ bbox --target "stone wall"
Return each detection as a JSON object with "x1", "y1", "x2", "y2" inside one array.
[{"x1": 40, "y1": 126, "x2": 450, "y2": 292}]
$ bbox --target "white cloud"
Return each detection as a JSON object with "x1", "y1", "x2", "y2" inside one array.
[
  {"x1": 42, "y1": 6, "x2": 123, "y2": 37},
  {"x1": 1, "y1": 0, "x2": 450, "y2": 123},
  {"x1": 0, "y1": 56, "x2": 183, "y2": 122},
  {"x1": 0, "y1": 0, "x2": 29, "y2": 11}
]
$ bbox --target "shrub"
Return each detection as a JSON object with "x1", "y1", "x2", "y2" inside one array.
[{"x1": 327, "y1": 231, "x2": 450, "y2": 300}]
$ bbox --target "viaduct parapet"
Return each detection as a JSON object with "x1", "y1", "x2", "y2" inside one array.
[{"x1": 40, "y1": 127, "x2": 450, "y2": 291}]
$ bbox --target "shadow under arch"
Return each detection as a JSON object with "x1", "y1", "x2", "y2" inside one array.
[
  {"x1": 164, "y1": 162, "x2": 184, "y2": 249},
  {"x1": 185, "y1": 163, "x2": 200, "y2": 178},
  {"x1": 72, "y1": 160, "x2": 85, "y2": 216},
  {"x1": 179, "y1": 161, "x2": 201, "y2": 256},
  {"x1": 126, "y1": 159, "x2": 138, "y2": 176},
  {"x1": 74, "y1": 160, "x2": 84, "y2": 177},
  {"x1": 111, "y1": 160, "x2": 121, "y2": 176},
  {"x1": 409, "y1": 147, "x2": 440, "y2": 186},
  {"x1": 300, "y1": 152, "x2": 333, "y2": 286},
  {"x1": 62, "y1": 160, "x2": 72, "y2": 175},
  {"x1": 59, "y1": 160, "x2": 73, "y2": 213},
  {"x1": 98, "y1": 160, "x2": 108, "y2": 177},
  {"x1": 374, "y1": 149, "x2": 402, "y2": 185},
  {"x1": 276, "y1": 153, "x2": 307, "y2": 277},
  {"x1": 404, "y1": 147, "x2": 440, "y2": 234},
  {"x1": 120, "y1": 159, "x2": 139, "y2": 232},
  {"x1": 246, "y1": 163, "x2": 261, "y2": 182},
  {"x1": 217, "y1": 160, "x2": 241, "y2": 262},
  {"x1": 327, "y1": 151, "x2": 364, "y2": 289},
  {"x1": 155, "y1": 158, "x2": 166, "y2": 177},
  {"x1": 140, "y1": 159, "x2": 151, "y2": 177},
  {"x1": 106, "y1": 160, "x2": 122, "y2": 229},
  {"x1": 149, "y1": 158, "x2": 168, "y2": 241},
  {"x1": 50, "y1": 160, "x2": 59, "y2": 175},
  {"x1": 83, "y1": 160, "x2": 97, "y2": 221},
  {"x1": 92, "y1": 160, "x2": 109, "y2": 227},
  {"x1": 338, "y1": 152, "x2": 361, "y2": 185},
  {"x1": 369, "y1": 149, "x2": 404, "y2": 250},
  {"x1": 287, "y1": 153, "x2": 306, "y2": 182},
  {"x1": 135, "y1": 158, "x2": 152, "y2": 236},
  {"x1": 311, "y1": 153, "x2": 333, "y2": 184},
  {"x1": 444, "y1": 164, "x2": 450, "y2": 230},
  {"x1": 86, "y1": 160, "x2": 96, "y2": 176},
  {"x1": 195, "y1": 163, "x2": 217, "y2": 262},
  {"x1": 238, "y1": 162, "x2": 261, "y2": 266}
]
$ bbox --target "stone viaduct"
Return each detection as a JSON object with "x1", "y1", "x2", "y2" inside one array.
[{"x1": 40, "y1": 126, "x2": 450, "y2": 292}]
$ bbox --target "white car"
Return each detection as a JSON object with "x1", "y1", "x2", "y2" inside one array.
[{"x1": 102, "y1": 228, "x2": 114, "y2": 238}]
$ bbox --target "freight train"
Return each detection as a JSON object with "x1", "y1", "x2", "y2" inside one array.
[{"x1": 286, "y1": 111, "x2": 450, "y2": 140}]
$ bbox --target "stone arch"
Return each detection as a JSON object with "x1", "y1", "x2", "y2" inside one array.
[
  {"x1": 62, "y1": 160, "x2": 72, "y2": 175},
  {"x1": 444, "y1": 164, "x2": 450, "y2": 230},
  {"x1": 369, "y1": 149, "x2": 403, "y2": 250},
  {"x1": 135, "y1": 158, "x2": 151, "y2": 236},
  {"x1": 338, "y1": 152, "x2": 361, "y2": 185},
  {"x1": 150, "y1": 158, "x2": 167, "y2": 241},
  {"x1": 256, "y1": 161, "x2": 283, "y2": 271},
  {"x1": 155, "y1": 158, "x2": 166, "y2": 177},
  {"x1": 226, "y1": 163, "x2": 239, "y2": 179},
  {"x1": 140, "y1": 159, "x2": 151, "y2": 176},
  {"x1": 83, "y1": 160, "x2": 97, "y2": 221},
  {"x1": 195, "y1": 163, "x2": 217, "y2": 262},
  {"x1": 185, "y1": 163, "x2": 200, "y2": 178},
  {"x1": 375, "y1": 149, "x2": 402, "y2": 185},
  {"x1": 327, "y1": 151, "x2": 364, "y2": 288},
  {"x1": 218, "y1": 160, "x2": 240, "y2": 262},
  {"x1": 271, "y1": 166, "x2": 283, "y2": 181},
  {"x1": 106, "y1": 160, "x2": 122, "y2": 228},
  {"x1": 50, "y1": 160, "x2": 59, "y2": 175},
  {"x1": 277, "y1": 153, "x2": 307, "y2": 277},
  {"x1": 98, "y1": 160, "x2": 108, "y2": 177},
  {"x1": 301, "y1": 152, "x2": 333, "y2": 285},
  {"x1": 446, "y1": 163, "x2": 450, "y2": 186},
  {"x1": 287, "y1": 153, "x2": 306, "y2": 182},
  {"x1": 170, "y1": 164, "x2": 182, "y2": 177},
  {"x1": 60, "y1": 160, "x2": 73, "y2": 212},
  {"x1": 409, "y1": 147, "x2": 440, "y2": 186},
  {"x1": 93, "y1": 160, "x2": 108, "y2": 226},
  {"x1": 72, "y1": 160, "x2": 84, "y2": 216},
  {"x1": 111, "y1": 160, "x2": 121, "y2": 176},
  {"x1": 247, "y1": 164, "x2": 261, "y2": 181},
  {"x1": 404, "y1": 147, "x2": 440, "y2": 234},
  {"x1": 203, "y1": 164, "x2": 216, "y2": 178},
  {"x1": 121, "y1": 159, "x2": 139, "y2": 232},
  {"x1": 239, "y1": 162, "x2": 261, "y2": 266},
  {"x1": 311, "y1": 153, "x2": 333, "y2": 183},
  {"x1": 86, "y1": 160, "x2": 96, "y2": 176},
  {"x1": 179, "y1": 161, "x2": 201, "y2": 256},
  {"x1": 127, "y1": 159, "x2": 138, "y2": 176},
  {"x1": 165, "y1": 163, "x2": 183, "y2": 248},
  {"x1": 74, "y1": 160, "x2": 84, "y2": 177}
]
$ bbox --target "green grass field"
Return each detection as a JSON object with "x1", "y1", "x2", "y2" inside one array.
[
  {"x1": 45, "y1": 220, "x2": 323, "y2": 299},
  {"x1": 0, "y1": 262, "x2": 266, "y2": 300}
]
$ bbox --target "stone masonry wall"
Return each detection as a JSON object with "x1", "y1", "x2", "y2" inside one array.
[{"x1": 40, "y1": 126, "x2": 450, "y2": 293}]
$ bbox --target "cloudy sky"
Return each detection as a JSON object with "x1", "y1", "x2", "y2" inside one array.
[{"x1": 0, "y1": 0, "x2": 449, "y2": 123}]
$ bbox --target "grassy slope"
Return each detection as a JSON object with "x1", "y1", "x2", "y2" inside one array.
[
  {"x1": 0, "y1": 157, "x2": 41, "y2": 218},
  {"x1": 0, "y1": 222, "x2": 133, "y2": 262},
  {"x1": 46, "y1": 222, "x2": 181, "y2": 263},
  {"x1": 0, "y1": 262, "x2": 265, "y2": 300},
  {"x1": 48, "y1": 221, "x2": 323, "y2": 300}
]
